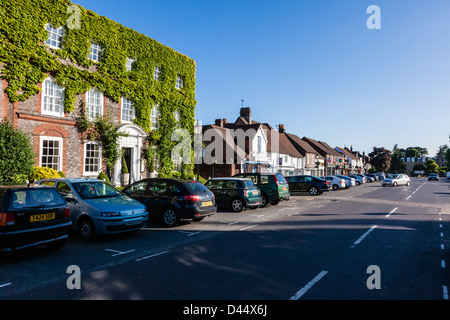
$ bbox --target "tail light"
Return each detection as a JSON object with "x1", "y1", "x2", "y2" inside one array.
[
  {"x1": 324, "y1": 181, "x2": 330, "y2": 185},
  {"x1": 0, "y1": 213, "x2": 15, "y2": 227},
  {"x1": 184, "y1": 195, "x2": 200, "y2": 202},
  {"x1": 64, "y1": 206, "x2": 70, "y2": 218},
  {"x1": 243, "y1": 190, "x2": 248, "y2": 196},
  {"x1": 273, "y1": 175, "x2": 280, "y2": 186}
]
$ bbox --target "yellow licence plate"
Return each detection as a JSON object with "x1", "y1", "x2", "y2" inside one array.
[
  {"x1": 30, "y1": 213, "x2": 55, "y2": 222},
  {"x1": 283, "y1": 187, "x2": 287, "y2": 191},
  {"x1": 202, "y1": 201, "x2": 213, "y2": 207}
]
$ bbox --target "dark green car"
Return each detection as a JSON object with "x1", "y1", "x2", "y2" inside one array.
[
  {"x1": 205, "y1": 178, "x2": 262, "y2": 212},
  {"x1": 232, "y1": 173, "x2": 290, "y2": 207}
]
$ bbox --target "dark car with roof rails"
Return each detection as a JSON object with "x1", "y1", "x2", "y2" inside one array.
[
  {"x1": 123, "y1": 178, "x2": 216, "y2": 227},
  {"x1": 0, "y1": 185, "x2": 71, "y2": 252},
  {"x1": 205, "y1": 177, "x2": 262, "y2": 212},
  {"x1": 232, "y1": 173, "x2": 290, "y2": 207}
]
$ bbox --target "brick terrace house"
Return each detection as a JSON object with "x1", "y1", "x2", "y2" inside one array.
[
  {"x1": 302, "y1": 137, "x2": 345, "y2": 176},
  {"x1": 0, "y1": 1, "x2": 196, "y2": 185}
]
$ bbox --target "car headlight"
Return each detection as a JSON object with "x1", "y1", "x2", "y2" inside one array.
[{"x1": 101, "y1": 212, "x2": 121, "y2": 217}]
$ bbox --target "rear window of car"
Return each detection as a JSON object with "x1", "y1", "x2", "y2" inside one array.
[
  {"x1": 10, "y1": 188, "x2": 66, "y2": 209},
  {"x1": 241, "y1": 180, "x2": 255, "y2": 188},
  {"x1": 275, "y1": 174, "x2": 287, "y2": 184},
  {"x1": 182, "y1": 182, "x2": 211, "y2": 194}
]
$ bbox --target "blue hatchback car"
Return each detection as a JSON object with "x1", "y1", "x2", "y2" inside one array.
[{"x1": 36, "y1": 178, "x2": 148, "y2": 241}]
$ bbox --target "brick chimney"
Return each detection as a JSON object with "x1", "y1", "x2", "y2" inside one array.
[
  {"x1": 278, "y1": 124, "x2": 285, "y2": 133},
  {"x1": 240, "y1": 107, "x2": 251, "y2": 123},
  {"x1": 214, "y1": 118, "x2": 228, "y2": 127}
]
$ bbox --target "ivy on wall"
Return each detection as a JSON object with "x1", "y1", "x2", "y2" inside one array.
[{"x1": 0, "y1": 0, "x2": 196, "y2": 178}]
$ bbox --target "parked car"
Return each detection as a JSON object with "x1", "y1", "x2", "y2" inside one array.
[
  {"x1": 320, "y1": 176, "x2": 346, "y2": 190},
  {"x1": 381, "y1": 174, "x2": 411, "y2": 187},
  {"x1": 349, "y1": 175, "x2": 366, "y2": 185},
  {"x1": 428, "y1": 173, "x2": 439, "y2": 181},
  {"x1": 36, "y1": 178, "x2": 148, "y2": 241},
  {"x1": 374, "y1": 173, "x2": 386, "y2": 180},
  {"x1": 365, "y1": 174, "x2": 380, "y2": 181},
  {"x1": 123, "y1": 178, "x2": 216, "y2": 227},
  {"x1": 0, "y1": 185, "x2": 72, "y2": 252},
  {"x1": 233, "y1": 173, "x2": 290, "y2": 207},
  {"x1": 334, "y1": 175, "x2": 356, "y2": 188},
  {"x1": 285, "y1": 175, "x2": 332, "y2": 196},
  {"x1": 363, "y1": 174, "x2": 376, "y2": 182},
  {"x1": 205, "y1": 178, "x2": 262, "y2": 212}
]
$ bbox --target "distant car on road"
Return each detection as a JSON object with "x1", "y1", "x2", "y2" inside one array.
[
  {"x1": 205, "y1": 178, "x2": 262, "y2": 212},
  {"x1": 0, "y1": 186, "x2": 71, "y2": 252},
  {"x1": 381, "y1": 174, "x2": 411, "y2": 187},
  {"x1": 428, "y1": 173, "x2": 439, "y2": 181},
  {"x1": 285, "y1": 175, "x2": 332, "y2": 196}
]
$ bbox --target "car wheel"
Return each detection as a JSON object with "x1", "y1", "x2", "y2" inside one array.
[
  {"x1": 45, "y1": 239, "x2": 66, "y2": 251},
  {"x1": 162, "y1": 208, "x2": 180, "y2": 227},
  {"x1": 78, "y1": 217, "x2": 97, "y2": 242},
  {"x1": 332, "y1": 184, "x2": 339, "y2": 191},
  {"x1": 231, "y1": 198, "x2": 244, "y2": 212},
  {"x1": 270, "y1": 199, "x2": 280, "y2": 205},
  {"x1": 393, "y1": 182, "x2": 398, "y2": 187},
  {"x1": 356, "y1": 181, "x2": 361, "y2": 186},
  {"x1": 309, "y1": 187, "x2": 319, "y2": 196},
  {"x1": 260, "y1": 194, "x2": 269, "y2": 208},
  {"x1": 406, "y1": 181, "x2": 411, "y2": 186}
]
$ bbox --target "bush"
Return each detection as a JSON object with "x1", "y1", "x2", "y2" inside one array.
[
  {"x1": 57, "y1": 170, "x2": 65, "y2": 177},
  {"x1": 0, "y1": 122, "x2": 35, "y2": 183},
  {"x1": 29, "y1": 166, "x2": 61, "y2": 182},
  {"x1": 97, "y1": 172, "x2": 111, "y2": 184}
]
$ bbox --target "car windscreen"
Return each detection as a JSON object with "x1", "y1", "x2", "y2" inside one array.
[
  {"x1": 275, "y1": 174, "x2": 287, "y2": 184},
  {"x1": 10, "y1": 188, "x2": 66, "y2": 209},
  {"x1": 72, "y1": 181, "x2": 122, "y2": 199},
  {"x1": 387, "y1": 174, "x2": 399, "y2": 179},
  {"x1": 182, "y1": 182, "x2": 211, "y2": 194}
]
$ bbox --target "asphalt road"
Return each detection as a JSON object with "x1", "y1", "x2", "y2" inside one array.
[{"x1": 1, "y1": 177, "x2": 449, "y2": 301}]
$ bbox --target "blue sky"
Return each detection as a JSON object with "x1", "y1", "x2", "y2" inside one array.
[{"x1": 74, "y1": 0, "x2": 450, "y2": 156}]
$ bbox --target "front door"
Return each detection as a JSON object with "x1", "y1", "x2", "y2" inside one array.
[{"x1": 123, "y1": 147, "x2": 133, "y2": 177}]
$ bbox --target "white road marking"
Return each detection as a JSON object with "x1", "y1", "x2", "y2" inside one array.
[
  {"x1": 406, "y1": 195, "x2": 412, "y2": 200},
  {"x1": 289, "y1": 271, "x2": 328, "y2": 300},
  {"x1": 441, "y1": 260, "x2": 446, "y2": 268},
  {"x1": 443, "y1": 286, "x2": 448, "y2": 300},
  {"x1": 351, "y1": 225, "x2": 378, "y2": 248},
  {"x1": 239, "y1": 225, "x2": 258, "y2": 231},
  {"x1": 135, "y1": 250, "x2": 170, "y2": 262},
  {"x1": 178, "y1": 231, "x2": 202, "y2": 237},
  {"x1": 385, "y1": 207, "x2": 398, "y2": 218},
  {"x1": 0, "y1": 283, "x2": 12, "y2": 289},
  {"x1": 105, "y1": 249, "x2": 136, "y2": 257}
]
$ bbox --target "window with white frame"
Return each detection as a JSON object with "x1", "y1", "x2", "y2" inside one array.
[
  {"x1": 121, "y1": 97, "x2": 135, "y2": 123},
  {"x1": 150, "y1": 104, "x2": 159, "y2": 129},
  {"x1": 86, "y1": 88, "x2": 103, "y2": 119},
  {"x1": 175, "y1": 74, "x2": 183, "y2": 89},
  {"x1": 126, "y1": 58, "x2": 135, "y2": 71},
  {"x1": 154, "y1": 66, "x2": 161, "y2": 80},
  {"x1": 42, "y1": 77, "x2": 64, "y2": 117},
  {"x1": 89, "y1": 43, "x2": 103, "y2": 62},
  {"x1": 45, "y1": 24, "x2": 64, "y2": 49},
  {"x1": 40, "y1": 137, "x2": 63, "y2": 171},
  {"x1": 84, "y1": 142, "x2": 101, "y2": 175}
]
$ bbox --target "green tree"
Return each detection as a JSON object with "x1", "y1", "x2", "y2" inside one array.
[
  {"x1": 390, "y1": 144, "x2": 406, "y2": 173},
  {"x1": 425, "y1": 159, "x2": 439, "y2": 174},
  {"x1": 445, "y1": 149, "x2": 450, "y2": 169},
  {"x1": 0, "y1": 122, "x2": 35, "y2": 183},
  {"x1": 369, "y1": 147, "x2": 392, "y2": 173}
]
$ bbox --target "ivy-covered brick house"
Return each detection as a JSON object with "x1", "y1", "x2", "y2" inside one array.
[{"x1": 0, "y1": 0, "x2": 197, "y2": 185}]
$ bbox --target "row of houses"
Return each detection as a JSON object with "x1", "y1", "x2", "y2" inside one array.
[{"x1": 197, "y1": 107, "x2": 371, "y2": 179}]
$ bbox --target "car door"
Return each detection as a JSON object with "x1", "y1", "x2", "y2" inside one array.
[
  {"x1": 55, "y1": 181, "x2": 81, "y2": 223},
  {"x1": 205, "y1": 180, "x2": 225, "y2": 206},
  {"x1": 146, "y1": 180, "x2": 169, "y2": 214}
]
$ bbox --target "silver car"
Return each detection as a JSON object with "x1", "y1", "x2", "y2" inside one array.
[
  {"x1": 381, "y1": 174, "x2": 411, "y2": 187},
  {"x1": 36, "y1": 178, "x2": 148, "y2": 241}
]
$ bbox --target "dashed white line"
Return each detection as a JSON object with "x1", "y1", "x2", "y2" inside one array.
[
  {"x1": 441, "y1": 260, "x2": 446, "y2": 269},
  {"x1": 443, "y1": 286, "x2": 448, "y2": 300},
  {"x1": 105, "y1": 249, "x2": 136, "y2": 257},
  {"x1": 0, "y1": 283, "x2": 12, "y2": 289},
  {"x1": 135, "y1": 250, "x2": 170, "y2": 262},
  {"x1": 239, "y1": 225, "x2": 258, "y2": 231},
  {"x1": 385, "y1": 207, "x2": 398, "y2": 218},
  {"x1": 289, "y1": 271, "x2": 328, "y2": 300},
  {"x1": 406, "y1": 195, "x2": 412, "y2": 200},
  {"x1": 351, "y1": 225, "x2": 378, "y2": 248}
]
